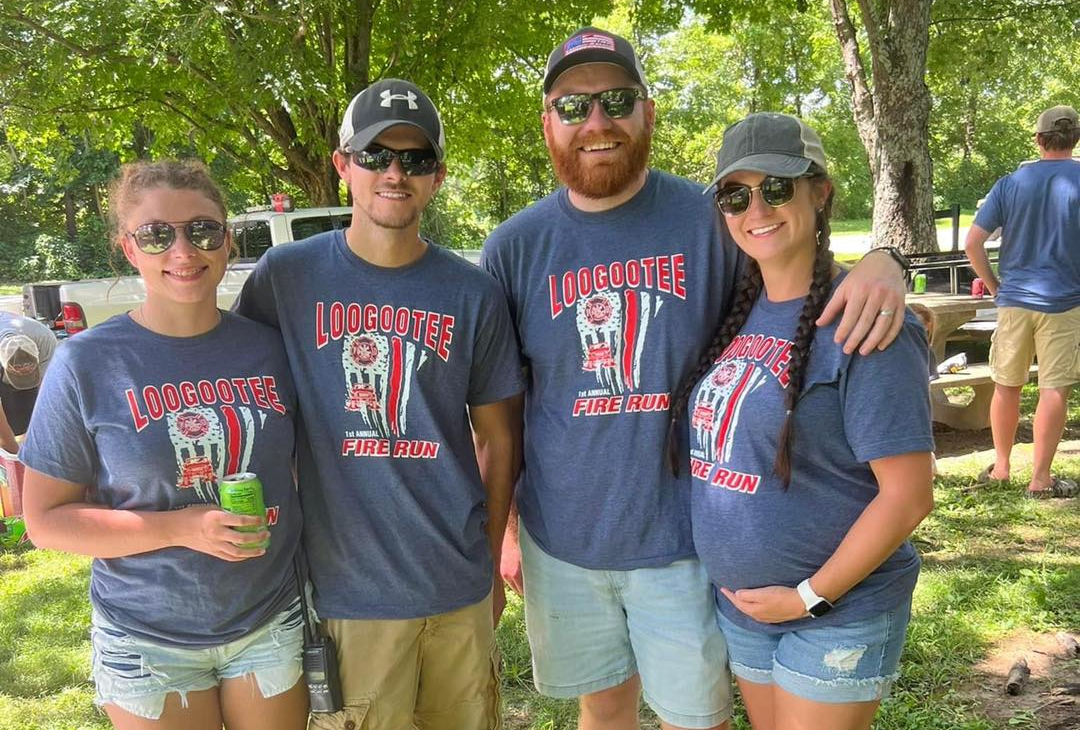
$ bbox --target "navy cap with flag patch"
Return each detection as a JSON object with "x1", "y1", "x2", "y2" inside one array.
[
  {"x1": 339, "y1": 79, "x2": 446, "y2": 160},
  {"x1": 544, "y1": 27, "x2": 647, "y2": 94}
]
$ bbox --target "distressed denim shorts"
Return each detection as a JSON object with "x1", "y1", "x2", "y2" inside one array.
[
  {"x1": 90, "y1": 597, "x2": 304, "y2": 719},
  {"x1": 717, "y1": 598, "x2": 912, "y2": 704}
]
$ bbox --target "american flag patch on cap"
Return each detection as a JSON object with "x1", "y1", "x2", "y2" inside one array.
[{"x1": 565, "y1": 32, "x2": 616, "y2": 55}]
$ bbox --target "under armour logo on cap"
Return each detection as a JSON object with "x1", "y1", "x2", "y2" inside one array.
[
  {"x1": 338, "y1": 79, "x2": 445, "y2": 160},
  {"x1": 380, "y1": 89, "x2": 418, "y2": 110}
]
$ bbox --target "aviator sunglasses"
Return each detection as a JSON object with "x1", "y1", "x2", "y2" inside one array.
[
  {"x1": 349, "y1": 144, "x2": 440, "y2": 176},
  {"x1": 546, "y1": 87, "x2": 645, "y2": 125},
  {"x1": 715, "y1": 175, "x2": 813, "y2": 217},
  {"x1": 127, "y1": 219, "x2": 227, "y2": 254}
]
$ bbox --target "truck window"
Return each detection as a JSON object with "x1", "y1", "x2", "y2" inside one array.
[
  {"x1": 291, "y1": 214, "x2": 352, "y2": 242},
  {"x1": 230, "y1": 220, "x2": 273, "y2": 262}
]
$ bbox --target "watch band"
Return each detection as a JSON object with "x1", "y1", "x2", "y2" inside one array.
[
  {"x1": 867, "y1": 245, "x2": 912, "y2": 281},
  {"x1": 796, "y1": 579, "x2": 834, "y2": 618}
]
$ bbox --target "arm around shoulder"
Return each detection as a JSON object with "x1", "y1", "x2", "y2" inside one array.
[{"x1": 818, "y1": 252, "x2": 907, "y2": 355}]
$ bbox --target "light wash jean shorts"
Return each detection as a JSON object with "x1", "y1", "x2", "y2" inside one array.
[
  {"x1": 717, "y1": 597, "x2": 912, "y2": 704},
  {"x1": 90, "y1": 597, "x2": 304, "y2": 719},
  {"x1": 519, "y1": 525, "x2": 731, "y2": 729}
]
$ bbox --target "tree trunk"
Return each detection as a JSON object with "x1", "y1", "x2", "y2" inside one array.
[
  {"x1": 963, "y1": 85, "x2": 976, "y2": 162},
  {"x1": 831, "y1": 0, "x2": 936, "y2": 254},
  {"x1": 281, "y1": 164, "x2": 341, "y2": 207},
  {"x1": 63, "y1": 189, "x2": 78, "y2": 241},
  {"x1": 132, "y1": 121, "x2": 154, "y2": 159},
  {"x1": 87, "y1": 184, "x2": 105, "y2": 225}
]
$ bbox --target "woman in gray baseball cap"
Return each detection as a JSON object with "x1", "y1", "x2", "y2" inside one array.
[{"x1": 668, "y1": 113, "x2": 935, "y2": 729}]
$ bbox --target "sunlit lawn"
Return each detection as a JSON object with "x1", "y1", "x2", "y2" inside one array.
[
  {"x1": 1, "y1": 385, "x2": 1077, "y2": 730},
  {"x1": 831, "y1": 211, "x2": 976, "y2": 236}
]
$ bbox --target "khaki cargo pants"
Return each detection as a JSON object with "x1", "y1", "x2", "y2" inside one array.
[{"x1": 309, "y1": 592, "x2": 501, "y2": 730}]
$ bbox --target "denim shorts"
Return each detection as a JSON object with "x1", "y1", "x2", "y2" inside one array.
[
  {"x1": 519, "y1": 525, "x2": 731, "y2": 729},
  {"x1": 717, "y1": 598, "x2": 912, "y2": 704},
  {"x1": 90, "y1": 597, "x2": 304, "y2": 719}
]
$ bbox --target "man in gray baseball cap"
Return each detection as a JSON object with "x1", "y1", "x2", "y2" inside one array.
[
  {"x1": 236, "y1": 78, "x2": 523, "y2": 729},
  {"x1": 0, "y1": 312, "x2": 56, "y2": 446},
  {"x1": 965, "y1": 103, "x2": 1080, "y2": 498}
]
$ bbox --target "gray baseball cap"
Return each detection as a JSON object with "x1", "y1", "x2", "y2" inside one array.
[
  {"x1": 338, "y1": 79, "x2": 446, "y2": 160},
  {"x1": 0, "y1": 334, "x2": 41, "y2": 390},
  {"x1": 1036, "y1": 104, "x2": 1079, "y2": 134},
  {"x1": 704, "y1": 113, "x2": 827, "y2": 194},
  {"x1": 544, "y1": 27, "x2": 647, "y2": 94}
]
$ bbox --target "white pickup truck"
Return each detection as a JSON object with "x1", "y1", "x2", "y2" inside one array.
[{"x1": 24, "y1": 205, "x2": 352, "y2": 336}]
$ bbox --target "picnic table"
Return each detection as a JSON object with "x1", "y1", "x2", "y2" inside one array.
[
  {"x1": 906, "y1": 292, "x2": 997, "y2": 362},
  {"x1": 906, "y1": 293, "x2": 1002, "y2": 430}
]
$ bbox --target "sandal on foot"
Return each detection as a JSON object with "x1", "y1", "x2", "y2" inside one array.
[
  {"x1": 1025, "y1": 476, "x2": 1079, "y2": 500},
  {"x1": 975, "y1": 464, "x2": 1007, "y2": 486}
]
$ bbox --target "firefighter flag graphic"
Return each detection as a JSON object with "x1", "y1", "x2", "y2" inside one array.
[
  {"x1": 342, "y1": 332, "x2": 425, "y2": 437},
  {"x1": 168, "y1": 405, "x2": 262, "y2": 501},
  {"x1": 691, "y1": 359, "x2": 765, "y2": 463},
  {"x1": 576, "y1": 290, "x2": 661, "y2": 394}
]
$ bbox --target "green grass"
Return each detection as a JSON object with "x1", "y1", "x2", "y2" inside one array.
[
  {"x1": 2, "y1": 384, "x2": 1077, "y2": 729},
  {"x1": 832, "y1": 211, "x2": 976, "y2": 236},
  {"x1": 0, "y1": 285, "x2": 21, "y2": 296}
]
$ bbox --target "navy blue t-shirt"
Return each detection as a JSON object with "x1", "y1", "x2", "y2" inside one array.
[
  {"x1": 234, "y1": 234, "x2": 524, "y2": 619},
  {"x1": 20, "y1": 312, "x2": 301, "y2": 648},
  {"x1": 482, "y1": 170, "x2": 742, "y2": 570},
  {"x1": 689, "y1": 282, "x2": 934, "y2": 633},
  {"x1": 974, "y1": 158, "x2": 1080, "y2": 312}
]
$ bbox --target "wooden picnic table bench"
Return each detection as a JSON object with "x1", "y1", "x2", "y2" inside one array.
[
  {"x1": 929, "y1": 363, "x2": 1039, "y2": 431},
  {"x1": 906, "y1": 292, "x2": 997, "y2": 362}
]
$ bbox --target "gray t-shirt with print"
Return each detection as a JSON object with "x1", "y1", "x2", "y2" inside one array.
[
  {"x1": 689, "y1": 284, "x2": 934, "y2": 633},
  {"x1": 234, "y1": 234, "x2": 525, "y2": 620},
  {"x1": 20, "y1": 312, "x2": 301, "y2": 648},
  {"x1": 482, "y1": 170, "x2": 742, "y2": 570}
]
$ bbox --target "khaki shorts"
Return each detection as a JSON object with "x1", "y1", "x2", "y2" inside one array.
[
  {"x1": 990, "y1": 306, "x2": 1080, "y2": 388},
  {"x1": 310, "y1": 593, "x2": 501, "y2": 730}
]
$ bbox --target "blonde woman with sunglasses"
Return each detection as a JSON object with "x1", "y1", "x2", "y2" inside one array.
[
  {"x1": 667, "y1": 114, "x2": 934, "y2": 730},
  {"x1": 21, "y1": 160, "x2": 308, "y2": 729}
]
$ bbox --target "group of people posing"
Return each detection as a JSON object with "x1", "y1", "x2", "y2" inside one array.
[{"x1": 23, "y1": 27, "x2": 941, "y2": 730}]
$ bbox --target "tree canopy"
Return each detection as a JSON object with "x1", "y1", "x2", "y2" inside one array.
[{"x1": 2, "y1": 0, "x2": 1078, "y2": 277}]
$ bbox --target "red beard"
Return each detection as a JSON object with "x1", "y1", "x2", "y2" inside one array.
[{"x1": 548, "y1": 128, "x2": 651, "y2": 199}]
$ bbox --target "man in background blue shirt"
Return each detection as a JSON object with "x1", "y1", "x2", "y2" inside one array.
[{"x1": 965, "y1": 104, "x2": 1080, "y2": 498}]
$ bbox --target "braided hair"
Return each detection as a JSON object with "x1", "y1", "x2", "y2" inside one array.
[
  {"x1": 665, "y1": 261, "x2": 762, "y2": 476},
  {"x1": 666, "y1": 171, "x2": 835, "y2": 488}
]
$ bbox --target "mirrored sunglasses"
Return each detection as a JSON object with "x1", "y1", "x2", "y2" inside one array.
[
  {"x1": 714, "y1": 176, "x2": 802, "y2": 217},
  {"x1": 349, "y1": 145, "x2": 440, "y2": 176},
  {"x1": 546, "y1": 87, "x2": 645, "y2": 125},
  {"x1": 128, "y1": 219, "x2": 227, "y2": 254}
]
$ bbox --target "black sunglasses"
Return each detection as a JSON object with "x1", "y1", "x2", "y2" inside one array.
[
  {"x1": 349, "y1": 145, "x2": 440, "y2": 176},
  {"x1": 546, "y1": 87, "x2": 645, "y2": 125},
  {"x1": 127, "y1": 219, "x2": 227, "y2": 255},
  {"x1": 715, "y1": 175, "x2": 808, "y2": 217}
]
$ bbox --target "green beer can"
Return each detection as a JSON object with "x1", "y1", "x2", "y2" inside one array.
[{"x1": 219, "y1": 472, "x2": 269, "y2": 549}]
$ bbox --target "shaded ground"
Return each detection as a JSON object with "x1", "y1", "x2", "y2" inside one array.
[
  {"x1": 934, "y1": 416, "x2": 1080, "y2": 461},
  {"x1": 962, "y1": 630, "x2": 1080, "y2": 730}
]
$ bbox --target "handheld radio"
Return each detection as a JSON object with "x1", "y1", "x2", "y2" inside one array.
[{"x1": 295, "y1": 557, "x2": 343, "y2": 713}]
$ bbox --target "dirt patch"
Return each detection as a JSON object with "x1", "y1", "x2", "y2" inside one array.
[
  {"x1": 961, "y1": 629, "x2": 1080, "y2": 729},
  {"x1": 934, "y1": 423, "x2": 1080, "y2": 463}
]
